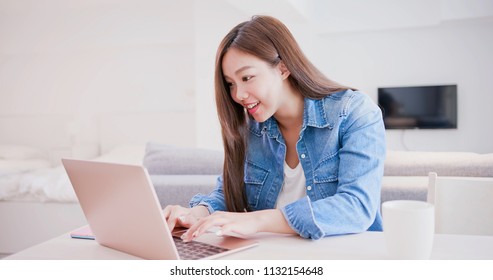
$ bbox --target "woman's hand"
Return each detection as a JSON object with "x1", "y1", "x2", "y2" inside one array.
[
  {"x1": 163, "y1": 205, "x2": 210, "y2": 232},
  {"x1": 181, "y1": 209, "x2": 295, "y2": 242}
]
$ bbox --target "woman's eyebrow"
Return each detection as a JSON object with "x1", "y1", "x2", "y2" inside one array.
[
  {"x1": 235, "y1": 65, "x2": 253, "y2": 75},
  {"x1": 223, "y1": 66, "x2": 254, "y2": 80}
]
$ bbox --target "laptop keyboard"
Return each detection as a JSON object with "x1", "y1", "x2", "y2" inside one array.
[{"x1": 172, "y1": 236, "x2": 229, "y2": 260}]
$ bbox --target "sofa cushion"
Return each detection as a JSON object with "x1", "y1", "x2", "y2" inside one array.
[
  {"x1": 143, "y1": 142, "x2": 223, "y2": 175},
  {"x1": 384, "y1": 151, "x2": 493, "y2": 177}
]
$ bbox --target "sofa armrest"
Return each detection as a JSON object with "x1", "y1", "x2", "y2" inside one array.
[{"x1": 381, "y1": 176, "x2": 429, "y2": 203}]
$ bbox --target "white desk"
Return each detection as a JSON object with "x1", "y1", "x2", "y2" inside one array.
[{"x1": 5, "y1": 231, "x2": 493, "y2": 260}]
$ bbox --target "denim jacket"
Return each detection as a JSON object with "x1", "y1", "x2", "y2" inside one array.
[{"x1": 190, "y1": 89, "x2": 386, "y2": 240}]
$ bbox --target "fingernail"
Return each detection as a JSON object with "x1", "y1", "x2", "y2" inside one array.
[
  {"x1": 215, "y1": 230, "x2": 223, "y2": 237},
  {"x1": 181, "y1": 233, "x2": 186, "y2": 240},
  {"x1": 179, "y1": 216, "x2": 186, "y2": 222},
  {"x1": 192, "y1": 231, "x2": 198, "y2": 238}
]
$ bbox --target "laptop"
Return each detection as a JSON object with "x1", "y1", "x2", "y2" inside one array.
[{"x1": 62, "y1": 158, "x2": 257, "y2": 260}]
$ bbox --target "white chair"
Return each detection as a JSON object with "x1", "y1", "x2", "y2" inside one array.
[{"x1": 427, "y1": 172, "x2": 493, "y2": 235}]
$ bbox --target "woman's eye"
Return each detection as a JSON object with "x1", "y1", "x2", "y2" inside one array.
[
  {"x1": 242, "y1": 76, "x2": 253, "y2": 82},
  {"x1": 226, "y1": 82, "x2": 234, "y2": 88}
]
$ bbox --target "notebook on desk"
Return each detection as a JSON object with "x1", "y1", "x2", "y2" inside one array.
[
  {"x1": 70, "y1": 225, "x2": 94, "y2": 240},
  {"x1": 62, "y1": 159, "x2": 257, "y2": 260}
]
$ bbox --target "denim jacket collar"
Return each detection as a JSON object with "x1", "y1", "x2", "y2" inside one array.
[
  {"x1": 303, "y1": 97, "x2": 331, "y2": 129},
  {"x1": 250, "y1": 97, "x2": 332, "y2": 139}
]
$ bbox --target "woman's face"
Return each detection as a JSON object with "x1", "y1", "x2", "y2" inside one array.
[{"x1": 222, "y1": 48, "x2": 289, "y2": 123}]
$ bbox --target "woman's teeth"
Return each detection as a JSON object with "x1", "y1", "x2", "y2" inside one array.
[{"x1": 246, "y1": 102, "x2": 259, "y2": 109}]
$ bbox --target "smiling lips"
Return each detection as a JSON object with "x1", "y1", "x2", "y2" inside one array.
[{"x1": 245, "y1": 102, "x2": 260, "y2": 114}]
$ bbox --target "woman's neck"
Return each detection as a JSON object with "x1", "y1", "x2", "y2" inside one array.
[
  {"x1": 274, "y1": 86, "x2": 304, "y2": 132},
  {"x1": 275, "y1": 85, "x2": 304, "y2": 169}
]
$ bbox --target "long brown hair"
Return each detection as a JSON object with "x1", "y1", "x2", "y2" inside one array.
[{"x1": 214, "y1": 15, "x2": 353, "y2": 212}]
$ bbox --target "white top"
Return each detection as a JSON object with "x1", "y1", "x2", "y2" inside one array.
[{"x1": 275, "y1": 161, "x2": 307, "y2": 209}]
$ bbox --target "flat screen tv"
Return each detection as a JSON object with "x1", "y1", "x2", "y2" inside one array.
[{"x1": 378, "y1": 85, "x2": 457, "y2": 129}]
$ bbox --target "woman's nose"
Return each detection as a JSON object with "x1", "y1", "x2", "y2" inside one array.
[{"x1": 235, "y1": 87, "x2": 249, "y2": 101}]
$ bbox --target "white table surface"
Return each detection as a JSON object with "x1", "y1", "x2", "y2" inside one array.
[{"x1": 5, "y1": 231, "x2": 493, "y2": 260}]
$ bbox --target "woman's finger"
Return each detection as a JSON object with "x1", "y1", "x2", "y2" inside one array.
[
  {"x1": 177, "y1": 213, "x2": 196, "y2": 228},
  {"x1": 182, "y1": 212, "x2": 232, "y2": 241},
  {"x1": 165, "y1": 205, "x2": 190, "y2": 231},
  {"x1": 162, "y1": 205, "x2": 172, "y2": 219}
]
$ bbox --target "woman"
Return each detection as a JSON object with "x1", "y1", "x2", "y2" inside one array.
[{"x1": 164, "y1": 15, "x2": 386, "y2": 240}]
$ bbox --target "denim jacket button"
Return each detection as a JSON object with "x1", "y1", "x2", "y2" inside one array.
[
  {"x1": 306, "y1": 185, "x2": 312, "y2": 191},
  {"x1": 301, "y1": 153, "x2": 306, "y2": 159}
]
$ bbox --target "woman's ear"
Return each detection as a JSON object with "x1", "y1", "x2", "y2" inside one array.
[{"x1": 278, "y1": 61, "x2": 290, "y2": 80}]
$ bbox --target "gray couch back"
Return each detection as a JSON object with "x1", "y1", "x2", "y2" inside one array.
[{"x1": 143, "y1": 142, "x2": 223, "y2": 175}]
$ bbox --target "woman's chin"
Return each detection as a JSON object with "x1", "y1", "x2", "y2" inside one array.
[
  {"x1": 248, "y1": 107, "x2": 272, "y2": 123},
  {"x1": 251, "y1": 114, "x2": 269, "y2": 123}
]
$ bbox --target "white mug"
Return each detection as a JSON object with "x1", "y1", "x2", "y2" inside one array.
[{"x1": 382, "y1": 200, "x2": 435, "y2": 259}]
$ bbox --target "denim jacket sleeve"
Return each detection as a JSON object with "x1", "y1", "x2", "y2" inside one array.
[
  {"x1": 189, "y1": 175, "x2": 227, "y2": 213},
  {"x1": 281, "y1": 93, "x2": 386, "y2": 239}
]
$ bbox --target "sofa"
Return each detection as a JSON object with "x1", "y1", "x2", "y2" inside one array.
[{"x1": 143, "y1": 142, "x2": 493, "y2": 208}]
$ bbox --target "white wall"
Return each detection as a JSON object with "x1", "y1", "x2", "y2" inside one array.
[
  {"x1": 1, "y1": 0, "x2": 492, "y2": 155},
  {"x1": 193, "y1": 0, "x2": 246, "y2": 150},
  {"x1": 0, "y1": 0, "x2": 196, "y2": 156}
]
